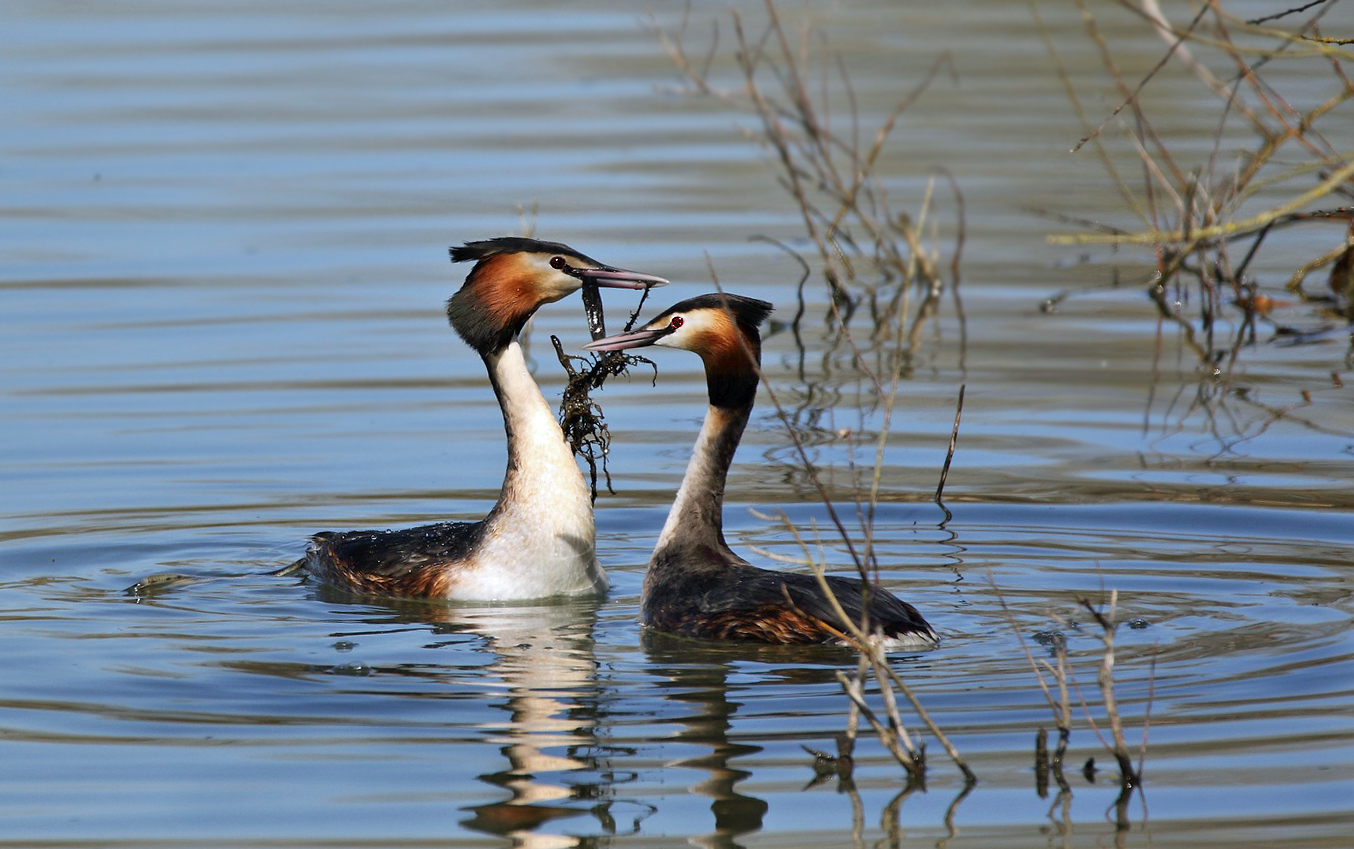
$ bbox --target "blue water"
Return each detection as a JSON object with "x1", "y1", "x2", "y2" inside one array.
[{"x1": 3, "y1": 1, "x2": 1352, "y2": 847}]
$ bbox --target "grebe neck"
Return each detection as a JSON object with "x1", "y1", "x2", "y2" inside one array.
[
  {"x1": 653, "y1": 399, "x2": 752, "y2": 561},
  {"x1": 468, "y1": 340, "x2": 606, "y2": 595}
]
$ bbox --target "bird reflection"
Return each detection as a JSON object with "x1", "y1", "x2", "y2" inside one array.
[
  {"x1": 453, "y1": 606, "x2": 600, "y2": 847},
  {"x1": 313, "y1": 589, "x2": 630, "y2": 849},
  {"x1": 640, "y1": 631, "x2": 772, "y2": 849}
]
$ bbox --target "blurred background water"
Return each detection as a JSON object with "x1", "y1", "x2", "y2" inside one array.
[{"x1": 3, "y1": 1, "x2": 1352, "y2": 846}]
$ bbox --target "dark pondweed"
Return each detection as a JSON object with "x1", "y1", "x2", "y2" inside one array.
[{"x1": 553, "y1": 284, "x2": 656, "y2": 500}]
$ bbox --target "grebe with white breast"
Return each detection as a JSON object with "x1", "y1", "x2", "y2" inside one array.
[{"x1": 285, "y1": 237, "x2": 666, "y2": 600}]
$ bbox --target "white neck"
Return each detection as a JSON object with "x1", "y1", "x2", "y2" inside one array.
[
  {"x1": 654, "y1": 403, "x2": 749, "y2": 559},
  {"x1": 456, "y1": 341, "x2": 606, "y2": 598}
]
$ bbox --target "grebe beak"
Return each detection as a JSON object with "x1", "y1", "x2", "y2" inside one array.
[
  {"x1": 581, "y1": 324, "x2": 674, "y2": 351},
  {"x1": 573, "y1": 265, "x2": 669, "y2": 290}
]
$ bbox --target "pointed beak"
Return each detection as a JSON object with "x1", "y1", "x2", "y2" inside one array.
[
  {"x1": 581, "y1": 325, "x2": 673, "y2": 351},
  {"x1": 576, "y1": 265, "x2": 668, "y2": 290}
]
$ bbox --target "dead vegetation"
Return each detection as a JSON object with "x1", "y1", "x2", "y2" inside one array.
[
  {"x1": 1041, "y1": 0, "x2": 1354, "y2": 359},
  {"x1": 1002, "y1": 584, "x2": 1151, "y2": 832},
  {"x1": 654, "y1": 0, "x2": 972, "y2": 788},
  {"x1": 551, "y1": 281, "x2": 658, "y2": 500},
  {"x1": 552, "y1": 331, "x2": 655, "y2": 500},
  {"x1": 509, "y1": 206, "x2": 660, "y2": 501},
  {"x1": 532, "y1": 0, "x2": 1199, "y2": 810},
  {"x1": 656, "y1": 0, "x2": 964, "y2": 364},
  {"x1": 647, "y1": 0, "x2": 1170, "y2": 810}
]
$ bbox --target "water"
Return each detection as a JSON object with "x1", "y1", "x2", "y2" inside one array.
[{"x1": 4, "y1": 1, "x2": 1353, "y2": 846}]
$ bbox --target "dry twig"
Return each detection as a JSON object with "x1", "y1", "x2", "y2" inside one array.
[
  {"x1": 658, "y1": 0, "x2": 970, "y2": 785},
  {"x1": 1042, "y1": 0, "x2": 1354, "y2": 369}
]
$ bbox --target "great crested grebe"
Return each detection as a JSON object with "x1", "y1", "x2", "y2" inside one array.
[
  {"x1": 585, "y1": 294, "x2": 938, "y2": 648},
  {"x1": 286, "y1": 237, "x2": 666, "y2": 600}
]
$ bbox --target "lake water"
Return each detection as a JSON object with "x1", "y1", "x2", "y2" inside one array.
[{"x1": 4, "y1": 1, "x2": 1352, "y2": 846}]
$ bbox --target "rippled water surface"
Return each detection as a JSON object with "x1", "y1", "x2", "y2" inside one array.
[{"x1": 4, "y1": 1, "x2": 1353, "y2": 847}]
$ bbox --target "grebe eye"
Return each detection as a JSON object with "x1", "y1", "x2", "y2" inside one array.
[
  {"x1": 669, "y1": 316, "x2": 684, "y2": 329},
  {"x1": 549, "y1": 256, "x2": 567, "y2": 269}
]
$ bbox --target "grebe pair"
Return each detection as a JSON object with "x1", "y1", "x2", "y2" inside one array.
[{"x1": 289, "y1": 238, "x2": 937, "y2": 648}]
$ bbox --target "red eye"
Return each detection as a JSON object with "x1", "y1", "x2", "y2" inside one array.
[
  {"x1": 549, "y1": 256, "x2": 567, "y2": 269},
  {"x1": 669, "y1": 316, "x2": 684, "y2": 329}
]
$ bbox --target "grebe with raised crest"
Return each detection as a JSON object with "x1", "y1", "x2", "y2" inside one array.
[
  {"x1": 585, "y1": 293, "x2": 937, "y2": 648},
  {"x1": 284, "y1": 237, "x2": 666, "y2": 600}
]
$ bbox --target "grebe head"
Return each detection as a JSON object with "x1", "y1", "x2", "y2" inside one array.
[
  {"x1": 583, "y1": 293, "x2": 773, "y2": 363},
  {"x1": 447, "y1": 237, "x2": 668, "y2": 355},
  {"x1": 584, "y1": 294, "x2": 773, "y2": 409}
]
